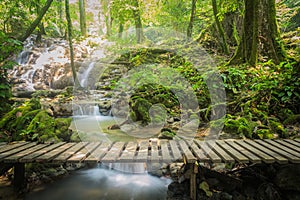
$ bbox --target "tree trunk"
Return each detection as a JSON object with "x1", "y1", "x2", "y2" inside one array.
[
  {"x1": 18, "y1": 0, "x2": 54, "y2": 42},
  {"x1": 132, "y1": 0, "x2": 144, "y2": 43},
  {"x1": 65, "y1": 0, "x2": 81, "y2": 88},
  {"x1": 212, "y1": 0, "x2": 230, "y2": 55},
  {"x1": 118, "y1": 23, "x2": 124, "y2": 38},
  {"x1": 79, "y1": 0, "x2": 87, "y2": 36},
  {"x1": 229, "y1": 0, "x2": 286, "y2": 65},
  {"x1": 58, "y1": 0, "x2": 64, "y2": 36},
  {"x1": 187, "y1": 0, "x2": 197, "y2": 38}
]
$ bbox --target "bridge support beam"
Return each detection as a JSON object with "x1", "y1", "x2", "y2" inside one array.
[
  {"x1": 189, "y1": 162, "x2": 198, "y2": 200},
  {"x1": 13, "y1": 163, "x2": 25, "y2": 190}
]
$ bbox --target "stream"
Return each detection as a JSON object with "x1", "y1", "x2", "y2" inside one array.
[{"x1": 25, "y1": 164, "x2": 171, "y2": 200}]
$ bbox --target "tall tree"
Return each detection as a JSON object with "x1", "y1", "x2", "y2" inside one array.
[
  {"x1": 212, "y1": 0, "x2": 229, "y2": 54},
  {"x1": 18, "y1": 0, "x2": 54, "y2": 42},
  {"x1": 79, "y1": 0, "x2": 87, "y2": 36},
  {"x1": 187, "y1": 0, "x2": 197, "y2": 38},
  {"x1": 65, "y1": 0, "x2": 81, "y2": 88},
  {"x1": 230, "y1": 0, "x2": 286, "y2": 65},
  {"x1": 132, "y1": 0, "x2": 144, "y2": 43}
]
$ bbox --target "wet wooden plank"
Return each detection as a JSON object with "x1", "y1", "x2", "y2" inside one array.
[
  {"x1": 206, "y1": 140, "x2": 235, "y2": 163},
  {"x1": 245, "y1": 140, "x2": 288, "y2": 164},
  {"x1": 178, "y1": 140, "x2": 196, "y2": 163},
  {"x1": 160, "y1": 140, "x2": 173, "y2": 162},
  {"x1": 264, "y1": 140, "x2": 300, "y2": 157},
  {"x1": 84, "y1": 142, "x2": 111, "y2": 163},
  {"x1": 135, "y1": 140, "x2": 149, "y2": 162},
  {"x1": 150, "y1": 140, "x2": 160, "y2": 162},
  {"x1": 4, "y1": 143, "x2": 51, "y2": 163},
  {"x1": 0, "y1": 142, "x2": 30, "y2": 154},
  {"x1": 169, "y1": 140, "x2": 182, "y2": 161},
  {"x1": 283, "y1": 139, "x2": 300, "y2": 149},
  {"x1": 0, "y1": 142, "x2": 7, "y2": 147},
  {"x1": 195, "y1": 140, "x2": 222, "y2": 163},
  {"x1": 256, "y1": 140, "x2": 300, "y2": 163},
  {"x1": 119, "y1": 142, "x2": 138, "y2": 162},
  {"x1": 295, "y1": 139, "x2": 300, "y2": 143},
  {"x1": 53, "y1": 142, "x2": 87, "y2": 163},
  {"x1": 20, "y1": 142, "x2": 66, "y2": 162},
  {"x1": 226, "y1": 140, "x2": 261, "y2": 163},
  {"x1": 101, "y1": 142, "x2": 125, "y2": 162},
  {"x1": 189, "y1": 141, "x2": 209, "y2": 162},
  {"x1": 36, "y1": 143, "x2": 76, "y2": 162},
  {"x1": 235, "y1": 140, "x2": 275, "y2": 163},
  {"x1": 68, "y1": 142, "x2": 100, "y2": 162},
  {"x1": 274, "y1": 140, "x2": 300, "y2": 153},
  {"x1": 0, "y1": 143, "x2": 37, "y2": 161},
  {"x1": 216, "y1": 140, "x2": 249, "y2": 163}
]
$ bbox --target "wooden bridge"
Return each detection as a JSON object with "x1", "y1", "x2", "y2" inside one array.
[{"x1": 1, "y1": 139, "x2": 300, "y2": 199}]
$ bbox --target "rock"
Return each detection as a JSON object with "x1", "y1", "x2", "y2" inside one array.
[
  {"x1": 108, "y1": 124, "x2": 120, "y2": 130},
  {"x1": 274, "y1": 164, "x2": 300, "y2": 192}
]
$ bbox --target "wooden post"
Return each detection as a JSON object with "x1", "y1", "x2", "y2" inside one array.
[
  {"x1": 13, "y1": 163, "x2": 25, "y2": 190},
  {"x1": 190, "y1": 162, "x2": 198, "y2": 200}
]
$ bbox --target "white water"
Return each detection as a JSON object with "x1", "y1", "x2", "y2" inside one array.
[
  {"x1": 80, "y1": 62, "x2": 95, "y2": 88},
  {"x1": 25, "y1": 166, "x2": 171, "y2": 200}
]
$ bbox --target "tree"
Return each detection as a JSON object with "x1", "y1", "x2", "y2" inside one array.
[
  {"x1": 65, "y1": 0, "x2": 81, "y2": 88},
  {"x1": 79, "y1": 0, "x2": 87, "y2": 36},
  {"x1": 230, "y1": 0, "x2": 286, "y2": 65},
  {"x1": 132, "y1": 0, "x2": 144, "y2": 43},
  {"x1": 212, "y1": 0, "x2": 229, "y2": 54},
  {"x1": 187, "y1": 0, "x2": 197, "y2": 38},
  {"x1": 18, "y1": 0, "x2": 54, "y2": 42}
]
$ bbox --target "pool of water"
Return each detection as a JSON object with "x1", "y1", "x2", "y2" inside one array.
[{"x1": 25, "y1": 165, "x2": 172, "y2": 200}]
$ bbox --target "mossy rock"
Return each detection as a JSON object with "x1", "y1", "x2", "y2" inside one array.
[
  {"x1": 255, "y1": 129, "x2": 274, "y2": 139},
  {"x1": 223, "y1": 116, "x2": 254, "y2": 138},
  {"x1": 54, "y1": 118, "x2": 72, "y2": 141},
  {"x1": 26, "y1": 110, "x2": 59, "y2": 142},
  {"x1": 158, "y1": 128, "x2": 176, "y2": 139},
  {"x1": 130, "y1": 97, "x2": 152, "y2": 124},
  {"x1": 269, "y1": 120, "x2": 288, "y2": 138}
]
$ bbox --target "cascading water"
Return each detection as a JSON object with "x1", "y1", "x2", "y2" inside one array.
[{"x1": 80, "y1": 62, "x2": 95, "y2": 88}]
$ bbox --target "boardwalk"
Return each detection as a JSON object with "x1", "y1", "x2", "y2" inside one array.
[
  {"x1": 0, "y1": 139, "x2": 300, "y2": 164},
  {"x1": 1, "y1": 139, "x2": 300, "y2": 199}
]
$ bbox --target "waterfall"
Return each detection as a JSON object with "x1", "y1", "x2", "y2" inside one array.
[
  {"x1": 108, "y1": 163, "x2": 147, "y2": 174},
  {"x1": 80, "y1": 62, "x2": 95, "y2": 88}
]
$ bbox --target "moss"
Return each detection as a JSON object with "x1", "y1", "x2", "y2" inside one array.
[
  {"x1": 55, "y1": 118, "x2": 72, "y2": 141},
  {"x1": 255, "y1": 129, "x2": 274, "y2": 139},
  {"x1": 269, "y1": 120, "x2": 288, "y2": 138},
  {"x1": 223, "y1": 116, "x2": 254, "y2": 138},
  {"x1": 26, "y1": 110, "x2": 59, "y2": 142},
  {"x1": 158, "y1": 128, "x2": 176, "y2": 139},
  {"x1": 130, "y1": 97, "x2": 152, "y2": 124}
]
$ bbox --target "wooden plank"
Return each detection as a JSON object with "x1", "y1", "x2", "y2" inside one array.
[
  {"x1": 0, "y1": 142, "x2": 30, "y2": 154},
  {"x1": 195, "y1": 140, "x2": 222, "y2": 163},
  {"x1": 0, "y1": 142, "x2": 7, "y2": 147},
  {"x1": 101, "y1": 142, "x2": 125, "y2": 162},
  {"x1": 53, "y1": 142, "x2": 87, "y2": 163},
  {"x1": 256, "y1": 140, "x2": 300, "y2": 163},
  {"x1": 274, "y1": 140, "x2": 300, "y2": 153},
  {"x1": 178, "y1": 140, "x2": 196, "y2": 163},
  {"x1": 264, "y1": 140, "x2": 300, "y2": 157},
  {"x1": 169, "y1": 140, "x2": 182, "y2": 161},
  {"x1": 84, "y1": 142, "x2": 111, "y2": 163},
  {"x1": 135, "y1": 140, "x2": 149, "y2": 162},
  {"x1": 118, "y1": 142, "x2": 138, "y2": 162},
  {"x1": 189, "y1": 141, "x2": 209, "y2": 162},
  {"x1": 283, "y1": 139, "x2": 300, "y2": 149},
  {"x1": 36, "y1": 143, "x2": 76, "y2": 162},
  {"x1": 4, "y1": 143, "x2": 51, "y2": 163},
  {"x1": 295, "y1": 139, "x2": 300, "y2": 143},
  {"x1": 68, "y1": 142, "x2": 100, "y2": 162},
  {"x1": 245, "y1": 140, "x2": 288, "y2": 164},
  {"x1": 20, "y1": 142, "x2": 66, "y2": 162},
  {"x1": 206, "y1": 140, "x2": 235, "y2": 163},
  {"x1": 216, "y1": 140, "x2": 249, "y2": 163},
  {"x1": 226, "y1": 140, "x2": 261, "y2": 163},
  {"x1": 150, "y1": 140, "x2": 160, "y2": 162},
  {"x1": 235, "y1": 140, "x2": 275, "y2": 163},
  {"x1": 0, "y1": 143, "x2": 37, "y2": 161},
  {"x1": 160, "y1": 140, "x2": 173, "y2": 162},
  {"x1": 52, "y1": 142, "x2": 88, "y2": 163}
]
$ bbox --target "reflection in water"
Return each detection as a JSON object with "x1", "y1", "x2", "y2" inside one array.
[{"x1": 26, "y1": 165, "x2": 171, "y2": 200}]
